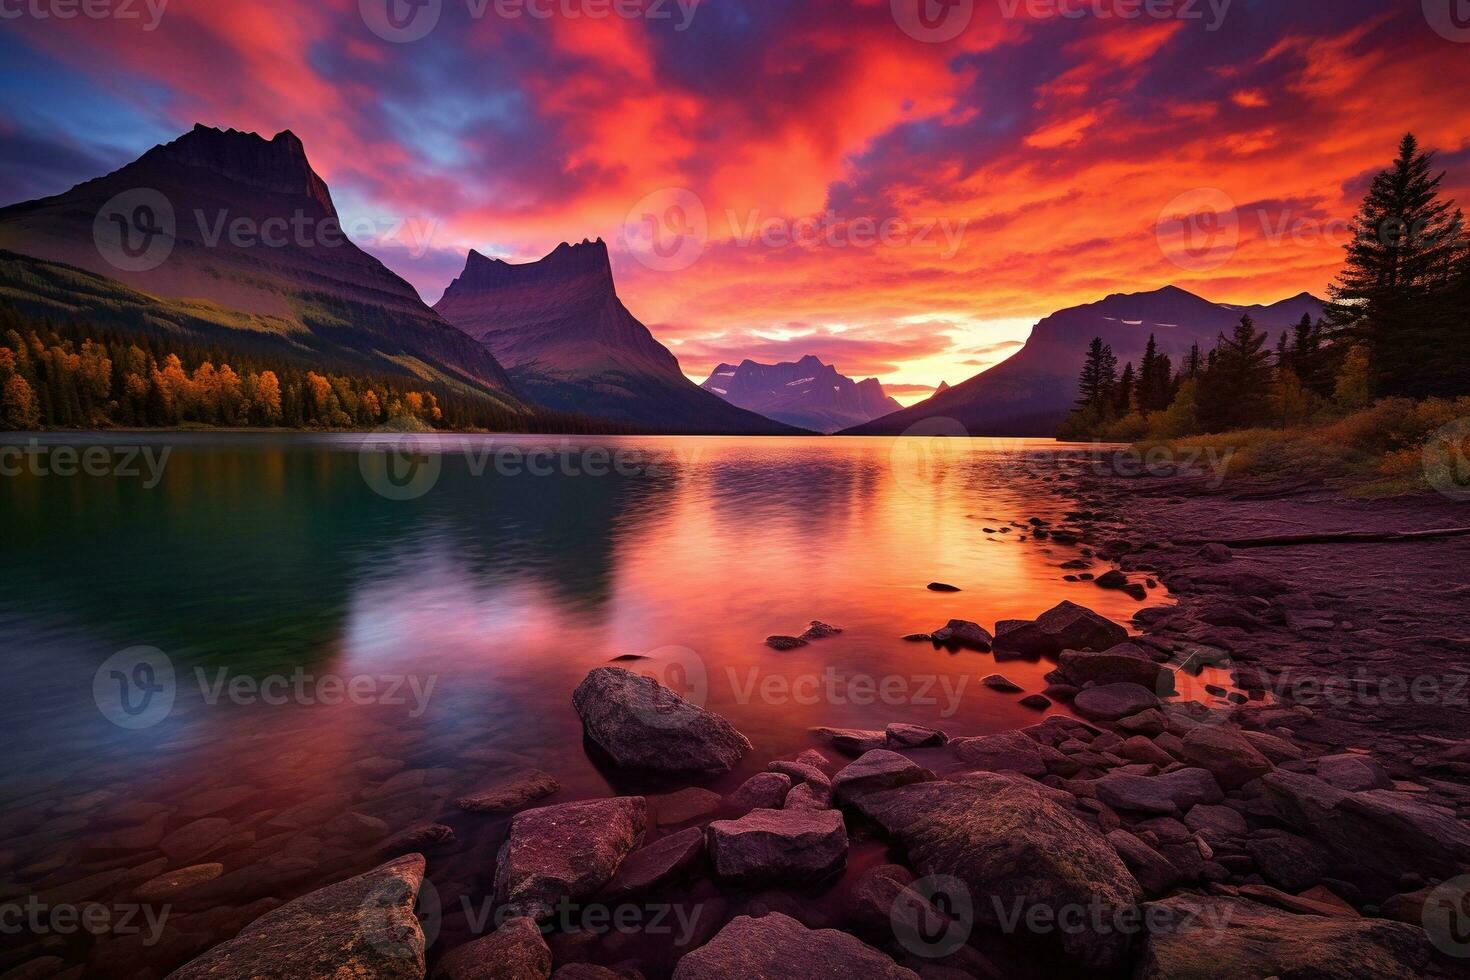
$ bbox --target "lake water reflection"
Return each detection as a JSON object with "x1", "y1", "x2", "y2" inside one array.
[{"x1": 0, "y1": 433, "x2": 1163, "y2": 975}]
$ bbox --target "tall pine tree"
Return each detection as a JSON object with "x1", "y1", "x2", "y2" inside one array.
[
  {"x1": 1197, "y1": 315, "x2": 1275, "y2": 432},
  {"x1": 1328, "y1": 133, "x2": 1467, "y2": 397}
]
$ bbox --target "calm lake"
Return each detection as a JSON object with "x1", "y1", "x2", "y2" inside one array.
[{"x1": 0, "y1": 433, "x2": 1170, "y2": 974}]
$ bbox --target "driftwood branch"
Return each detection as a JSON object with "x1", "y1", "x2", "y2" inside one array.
[{"x1": 1180, "y1": 527, "x2": 1470, "y2": 548}]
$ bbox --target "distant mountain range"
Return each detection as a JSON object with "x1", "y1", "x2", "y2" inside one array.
[
  {"x1": 699, "y1": 355, "x2": 901, "y2": 433},
  {"x1": 435, "y1": 241, "x2": 798, "y2": 433},
  {"x1": 0, "y1": 125, "x2": 521, "y2": 409},
  {"x1": 843, "y1": 285, "x2": 1325, "y2": 436}
]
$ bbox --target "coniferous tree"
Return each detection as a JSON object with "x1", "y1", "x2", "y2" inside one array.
[
  {"x1": 1075, "y1": 337, "x2": 1118, "y2": 413},
  {"x1": 1196, "y1": 315, "x2": 1274, "y2": 432},
  {"x1": 1115, "y1": 362, "x2": 1135, "y2": 417},
  {"x1": 1327, "y1": 133, "x2": 1467, "y2": 397}
]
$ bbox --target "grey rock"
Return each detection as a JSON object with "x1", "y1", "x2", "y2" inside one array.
[
  {"x1": 495, "y1": 798, "x2": 647, "y2": 920},
  {"x1": 831, "y1": 750, "x2": 932, "y2": 806},
  {"x1": 572, "y1": 668, "x2": 751, "y2": 775},
  {"x1": 671, "y1": 912, "x2": 916, "y2": 979},
  {"x1": 706, "y1": 809, "x2": 847, "y2": 885}
]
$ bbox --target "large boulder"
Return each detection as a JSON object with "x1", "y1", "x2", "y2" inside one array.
[
  {"x1": 1179, "y1": 726, "x2": 1273, "y2": 789},
  {"x1": 706, "y1": 808, "x2": 847, "y2": 885},
  {"x1": 169, "y1": 854, "x2": 428, "y2": 979},
  {"x1": 432, "y1": 917, "x2": 550, "y2": 980},
  {"x1": 494, "y1": 798, "x2": 646, "y2": 920},
  {"x1": 1136, "y1": 894, "x2": 1430, "y2": 979},
  {"x1": 1259, "y1": 770, "x2": 1470, "y2": 895},
  {"x1": 852, "y1": 776, "x2": 1140, "y2": 970},
  {"x1": 830, "y1": 750, "x2": 932, "y2": 805},
  {"x1": 572, "y1": 668, "x2": 751, "y2": 775},
  {"x1": 994, "y1": 601, "x2": 1128, "y2": 657},
  {"x1": 570, "y1": 667, "x2": 752, "y2": 775},
  {"x1": 1073, "y1": 683, "x2": 1160, "y2": 721},
  {"x1": 951, "y1": 731, "x2": 1046, "y2": 777},
  {"x1": 672, "y1": 912, "x2": 917, "y2": 979}
]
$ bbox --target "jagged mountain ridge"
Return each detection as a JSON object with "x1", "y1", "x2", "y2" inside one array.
[
  {"x1": 0, "y1": 124, "x2": 519, "y2": 404},
  {"x1": 435, "y1": 241, "x2": 802, "y2": 433},
  {"x1": 700, "y1": 355, "x2": 902, "y2": 433},
  {"x1": 842, "y1": 285, "x2": 1325, "y2": 436}
]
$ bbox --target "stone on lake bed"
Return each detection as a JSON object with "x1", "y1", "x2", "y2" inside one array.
[
  {"x1": 930, "y1": 618, "x2": 992, "y2": 651},
  {"x1": 901, "y1": 633, "x2": 932, "y2": 642},
  {"x1": 706, "y1": 808, "x2": 848, "y2": 885},
  {"x1": 800, "y1": 620, "x2": 843, "y2": 640},
  {"x1": 495, "y1": 797, "x2": 647, "y2": 920},
  {"x1": 831, "y1": 749, "x2": 933, "y2": 805},
  {"x1": 456, "y1": 769, "x2": 560, "y2": 813},
  {"x1": 671, "y1": 912, "x2": 917, "y2": 980},
  {"x1": 433, "y1": 915, "x2": 550, "y2": 980},
  {"x1": 1019, "y1": 693, "x2": 1052, "y2": 710},
  {"x1": 572, "y1": 667, "x2": 752, "y2": 775},
  {"x1": 652, "y1": 787, "x2": 723, "y2": 826},
  {"x1": 811, "y1": 727, "x2": 888, "y2": 755},
  {"x1": 133, "y1": 863, "x2": 224, "y2": 901},
  {"x1": 382, "y1": 822, "x2": 456, "y2": 856},
  {"x1": 981, "y1": 674, "x2": 1023, "y2": 692},
  {"x1": 885, "y1": 722, "x2": 947, "y2": 747},
  {"x1": 765, "y1": 635, "x2": 807, "y2": 651},
  {"x1": 169, "y1": 854, "x2": 428, "y2": 980}
]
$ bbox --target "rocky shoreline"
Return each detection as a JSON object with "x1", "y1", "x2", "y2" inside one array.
[{"x1": 8, "y1": 466, "x2": 1469, "y2": 979}]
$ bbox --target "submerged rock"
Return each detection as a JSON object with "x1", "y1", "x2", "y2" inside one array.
[
  {"x1": 495, "y1": 798, "x2": 647, "y2": 920},
  {"x1": 1136, "y1": 894, "x2": 1429, "y2": 979},
  {"x1": 572, "y1": 668, "x2": 751, "y2": 775},
  {"x1": 455, "y1": 769, "x2": 560, "y2": 813},
  {"x1": 169, "y1": 854, "x2": 428, "y2": 979},
  {"x1": 885, "y1": 722, "x2": 947, "y2": 748},
  {"x1": 672, "y1": 912, "x2": 917, "y2": 979},
  {"x1": 765, "y1": 635, "x2": 807, "y2": 651},
  {"x1": 706, "y1": 808, "x2": 847, "y2": 885},
  {"x1": 853, "y1": 775, "x2": 1140, "y2": 970},
  {"x1": 930, "y1": 619, "x2": 992, "y2": 651},
  {"x1": 811, "y1": 727, "x2": 887, "y2": 756}
]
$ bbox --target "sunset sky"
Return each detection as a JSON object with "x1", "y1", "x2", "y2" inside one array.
[{"x1": 3, "y1": 0, "x2": 1470, "y2": 403}]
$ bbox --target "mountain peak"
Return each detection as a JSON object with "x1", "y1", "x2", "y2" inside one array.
[
  {"x1": 701, "y1": 356, "x2": 900, "y2": 433},
  {"x1": 145, "y1": 123, "x2": 335, "y2": 215},
  {"x1": 453, "y1": 238, "x2": 613, "y2": 293}
]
